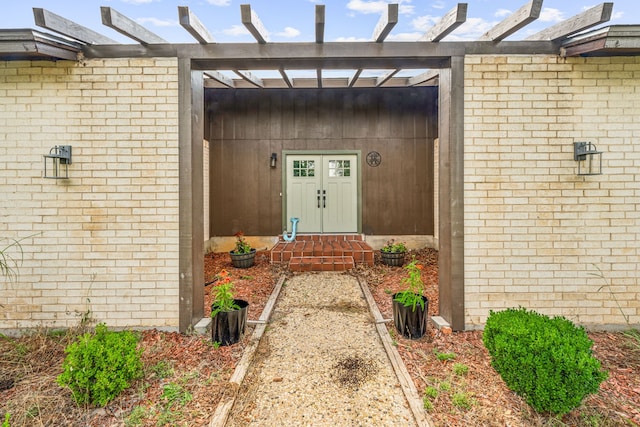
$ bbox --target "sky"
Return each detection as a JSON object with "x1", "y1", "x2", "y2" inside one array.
[{"x1": 1, "y1": 0, "x2": 639, "y2": 45}]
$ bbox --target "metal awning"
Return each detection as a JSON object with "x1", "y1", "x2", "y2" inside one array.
[{"x1": 0, "y1": 29, "x2": 80, "y2": 61}]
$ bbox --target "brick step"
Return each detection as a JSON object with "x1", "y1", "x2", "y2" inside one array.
[
  {"x1": 289, "y1": 256, "x2": 355, "y2": 272},
  {"x1": 271, "y1": 240, "x2": 373, "y2": 266}
]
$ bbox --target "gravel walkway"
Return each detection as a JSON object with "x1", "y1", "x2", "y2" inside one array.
[{"x1": 225, "y1": 273, "x2": 418, "y2": 426}]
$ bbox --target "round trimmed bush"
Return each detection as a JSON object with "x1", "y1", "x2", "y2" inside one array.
[{"x1": 483, "y1": 307, "x2": 607, "y2": 415}]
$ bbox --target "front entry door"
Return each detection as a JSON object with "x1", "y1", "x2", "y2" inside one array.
[{"x1": 286, "y1": 154, "x2": 358, "y2": 233}]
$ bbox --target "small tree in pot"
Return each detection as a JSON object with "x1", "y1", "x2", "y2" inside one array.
[
  {"x1": 392, "y1": 258, "x2": 429, "y2": 339},
  {"x1": 380, "y1": 239, "x2": 407, "y2": 266},
  {"x1": 210, "y1": 269, "x2": 249, "y2": 346},
  {"x1": 229, "y1": 231, "x2": 256, "y2": 268}
]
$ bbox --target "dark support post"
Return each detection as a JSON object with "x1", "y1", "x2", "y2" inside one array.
[
  {"x1": 178, "y1": 58, "x2": 205, "y2": 332},
  {"x1": 438, "y1": 55, "x2": 465, "y2": 331}
]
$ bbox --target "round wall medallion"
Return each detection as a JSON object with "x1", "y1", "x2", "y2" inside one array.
[{"x1": 366, "y1": 151, "x2": 381, "y2": 167}]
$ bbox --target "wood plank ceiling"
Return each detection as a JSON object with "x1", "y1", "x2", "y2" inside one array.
[{"x1": 2, "y1": 2, "x2": 628, "y2": 88}]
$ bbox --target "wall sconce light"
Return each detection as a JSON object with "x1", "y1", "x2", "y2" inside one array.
[
  {"x1": 270, "y1": 152, "x2": 277, "y2": 168},
  {"x1": 573, "y1": 142, "x2": 602, "y2": 176},
  {"x1": 43, "y1": 145, "x2": 72, "y2": 179}
]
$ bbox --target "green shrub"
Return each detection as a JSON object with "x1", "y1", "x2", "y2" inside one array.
[
  {"x1": 483, "y1": 307, "x2": 607, "y2": 415},
  {"x1": 57, "y1": 323, "x2": 143, "y2": 407}
]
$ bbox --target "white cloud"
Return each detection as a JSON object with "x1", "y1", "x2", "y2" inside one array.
[
  {"x1": 539, "y1": 8, "x2": 564, "y2": 23},
  {"x1": 334, "y1": 36, "x2": 369, "y2": 42},
  {"x1": 386, "y1": 32, "x2": 422, "y2": 41},
  {"x1": 206, "y1": 0, "x2": 231, "y2": 5},
  {"x1": 495, "y1": 9, "x2": 512, "y2": 18},
  {"x1": 136, "y1": 17, "x2": 178, "y2": 27},
  {"x1": 611, "y1": 11, "x2": 624, "y2": 21},
  {"x1": 223, "y1": 24, "x2": 250, "y2": 36},
  {"x1": 411, "y1": 15, "x2": 440, "y2": 32},
  {"x1": 275, "y1": 27, "x2": 301, "y2": 38},
  {"x1": 347, "y1": 0, "x2": 414, "y2": 16},
  {"x1": 431, "y1": 1, "x2": 445, "y2": 10},
  {"x1": 447, "y1": 17, "x2": 498, "y2": 41},
  {"x1": 122, "y1": 0, "x2": 154, "y2": 4}
]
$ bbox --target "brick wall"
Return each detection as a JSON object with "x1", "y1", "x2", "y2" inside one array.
[
  {"x1": 464, "y1": 55, "x2": 640, "y2": 329},
  {"x1": 0, "y1": 58, "x2": 180, "y2": 331}
]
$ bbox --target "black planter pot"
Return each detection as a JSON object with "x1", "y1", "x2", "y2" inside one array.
[
  {"x1": 230, "y1": 248, "x2": 256, "y2": 268},
  {"x1": 211, "y1": 299, "x2": 249, "y2": 346},
  {"x1": 381, "y1": 251, "x2": 406, "y2": 266},
  {"x1": 392, "y1": 293, "x2": 429, "y2": 339}
]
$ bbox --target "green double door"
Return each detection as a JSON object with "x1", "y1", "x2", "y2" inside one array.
[{"x1": 285, "y1": 154, "x2": 358, "y2": 233}]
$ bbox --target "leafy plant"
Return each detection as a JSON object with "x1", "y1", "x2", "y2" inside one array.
[
  {"x1": 57, "y1": 323, "x2": 143, "y2": 407},
  {"x1": 125, "y1": 405, "x2": 149, "y2": 427},
  {"x1": 452, "y1": 363, "x2": 469, "y2": 376},
  {"x1": 393, "y1": 258, "x2": 425, "y2": 311},
  {"x1": 2, "y1": 413, "x2": 10, "y2": 427},
  {"x1": 151, "y1": 360, "x2": 173, "y2": 379},
  {"x1": 380, "y1": 239, "x2": 407, "y2": 253},
  {"x1": 452, "y1": 391, "x2": 476, "y2": 410},
  {"x1": 424, "y1": 385, "x2": 439, "y2": 399},
  {"x1": 210, "y1": 269, "x2": 240, "y2": 318},
  {"x1": 434, "y1": 349, "x2": 456, "y2": 361},
  {"x1": 483, "y1": 307, "x2": 608, "y2": 415},
  {"x1": 231, "y1": 231, "x2": 252, "y2": 254},
  {"x1": 156, "y1": 382, "x2": 193, "y2": 426},
  {"x1": 161, "y1": 382, "x2": 193, "y2": 406}
]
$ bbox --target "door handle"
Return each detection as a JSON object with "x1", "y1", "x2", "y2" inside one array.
[
  {"x1": 323, "y1": 190, "x2": 326, "y2": 208},
  {"x1": 317, "y1": 190, "x2": 320, "y2": 208}
]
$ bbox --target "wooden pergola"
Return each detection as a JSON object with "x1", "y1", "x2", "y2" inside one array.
[{"x1": 3, "y1": 1, "x2": 638, "y2": 332}]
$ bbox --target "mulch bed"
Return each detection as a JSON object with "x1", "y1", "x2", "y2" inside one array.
[{"x1": 1, "y1": 248, "x2": 638, "y2": 426}]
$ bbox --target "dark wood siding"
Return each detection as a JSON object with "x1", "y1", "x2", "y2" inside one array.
[{"x1": 205, "y1": 87, "x2": 437, "y2": 236}]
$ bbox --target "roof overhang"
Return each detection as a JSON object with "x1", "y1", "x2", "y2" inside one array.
[
  {"x1": 0, "y1": 29, "x2": 81, "y2": 61},
  {"x1": 562, "y1": 25, "x2": 640, "y2": 56}
]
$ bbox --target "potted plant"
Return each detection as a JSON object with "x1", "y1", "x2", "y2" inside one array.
[
  {"x1": 210, "y1": 269, "x2": 249, "y2": 346},
  {"x1": 392, "y1": 258, "x2": 429, "y2": 339},
  {"x1": 229, "y1": 231, "x2": 256, "y2": 268},
  {"x1": 380, "y1": 239, "x2": 407, "y2": 266}
]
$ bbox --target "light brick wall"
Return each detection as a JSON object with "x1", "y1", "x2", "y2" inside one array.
[
  {"x1": 0, "y1": 58, "x2": 180, "y2": 331},
  {"x1": 464, "y1": 55, "x2": 640, "y2": 329}
]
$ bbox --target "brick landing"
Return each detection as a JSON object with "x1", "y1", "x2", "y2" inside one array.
[{"x1": 270, "y1": 234, "x2": 374, "y2": 272}]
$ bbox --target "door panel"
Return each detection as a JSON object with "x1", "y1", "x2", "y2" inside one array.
[
  {"x1": 286, "y1": 154, "x2": 358, "y2": 233},
  {"x1": 323, "y1": 156, "x2": 357, "y2": 232},
  {"x1": 286, "y1": 156, "x2": 322, "y2": 233}
]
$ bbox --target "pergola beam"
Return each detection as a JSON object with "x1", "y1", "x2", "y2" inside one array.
[
  {"x1": 101, "y1": 7, "x2": 167, "y2": 45},
  {"x1": 316, "y1": 69, "x2": 323, "y2": 88},
  {"x1": 419, "y1": 3, "x2": 468, "y2": 42},
  {"x1": 375, "y1": 69, "x2": 399, "y2": 86},
  {"x1": 478, "y1": 0, "x2": 542, "y2": 42},
  {"x1": 315, "y1": 5, "x2": 325, "y2": 43},
  {"x1": 33, "y1": 8, "x2": 117, "y2": 45},
  {"x1": 407, "y1": 69, "x2": 439, "y2": 86},
  {"x1": 348, "y1": 69, "x2": 363, "y2": 88},
  {"x1": 204, "y1": 71, "x2": 234, "y2": 88},
  {"x1": 241, "y1": 4, "x2": 269, "y2": 44},
  {"x1": 233, "y1": 70, "x2": 264, "y2": 88},
  {"x1": 526, "y1": 2, "x2": 613, "y2": 41},
  {"x1": 279, "y1": 68, "x2": 293, "y2": 88},
  {"x1": 178, "y1": 6, "x2": 214, "y2": 44},
  {"x1": 372, "y1": 3, "x2": 399, "y2": 42}
]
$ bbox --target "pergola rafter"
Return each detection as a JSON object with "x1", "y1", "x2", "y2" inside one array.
[{"x1": 14, "y1": 2, "x2": 625, "y2": 89}]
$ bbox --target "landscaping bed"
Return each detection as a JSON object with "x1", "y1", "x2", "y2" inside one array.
[{"x1": 1, "y1": 249, "x2": 638, "y2": 426}]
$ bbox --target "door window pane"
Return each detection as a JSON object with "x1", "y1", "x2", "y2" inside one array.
[
  {"x1": 328, "y1": 159, "x2": 350, "y2": 177},
  {"x1": 293, "y1": 160, "x2": 315, "y2": 178}
]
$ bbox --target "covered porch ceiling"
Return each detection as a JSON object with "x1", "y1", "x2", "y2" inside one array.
[{"x1": 2, "y1": 2, "x2": 639, "y2": 88}]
